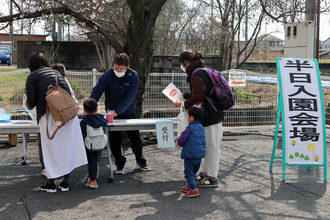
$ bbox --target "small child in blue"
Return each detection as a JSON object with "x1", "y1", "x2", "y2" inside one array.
[
  {"x1": 176, "y1": 105, "x2": 206, "y2": 197},
  {"x1": 80, "y1": 98, "x2": 108, "y2": 189}
]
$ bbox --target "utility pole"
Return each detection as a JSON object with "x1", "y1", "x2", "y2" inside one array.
[
  {"x1": 68, "y1": 24, "x2": 70, "y2": 41},
  {"x1": 245, "y1": 3, "x2": 248, "y2": 58},
  {"x1": 9, "y1": 0, "x2": 13, "y2": 64},
  {"x1": 20, "y1": 2, "x2": 23, "y2": 34},
  {"x1": 315, "y1": 0, "x2": 320, "y2": 60},
  {"x1": 58, "y1": 21, "x2": 62, "y2": 41},
  {"x1": 305, "y1": 0, "x2": 319, "y2": 59},
  {"x1": 211, "y1": 0, "x2": 214, "y2": 55}
]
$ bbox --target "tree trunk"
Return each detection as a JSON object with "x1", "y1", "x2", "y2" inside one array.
[{"x1": 125, "y1": 14, "x2": 157, "y2": 118}]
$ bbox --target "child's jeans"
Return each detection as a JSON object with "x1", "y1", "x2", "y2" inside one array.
[
  {"x1": 184, "y1": 158, "x2": 202, "y2": 190},
  {"x1": 86, "y1": 148, "x2": 100, "y2": 181}
]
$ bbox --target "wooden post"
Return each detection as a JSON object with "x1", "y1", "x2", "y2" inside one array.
[{"x1": 9, "y1": 133, "x2": 17, "y2": 145}]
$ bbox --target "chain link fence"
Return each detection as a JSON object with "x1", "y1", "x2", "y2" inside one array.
[{"x1": 2, "y1": 68, "x2": 330, "y2": 141}]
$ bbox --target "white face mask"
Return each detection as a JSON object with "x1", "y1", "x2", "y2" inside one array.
[
  {"x1": 180, "y1": 64, "x2": 186, "y2": 73},
  {"x1": 114, "y1": 70, "x2": 126, "y2": 78}
]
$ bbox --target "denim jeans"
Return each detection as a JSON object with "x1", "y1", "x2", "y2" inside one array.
[
  {"x1": 86, "y1": 148, "x2": 99, "y2": 181},
  {"x1": 184, "y1": 158, "x2": 202, "y2": 190}
]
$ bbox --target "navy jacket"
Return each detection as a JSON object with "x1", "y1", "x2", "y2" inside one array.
[
  {"x1": 80, "y1": 114, "x2": 108, "y2": 139},
  {"x1": 178, "y1": 121, "x2": 206, "y2": 159},
  {"x1": 90, "y1": 68, "x2": 139, "y2": 116},
  {"x1": 25, "y1": 67, "x2": 71, "y2": 122}
]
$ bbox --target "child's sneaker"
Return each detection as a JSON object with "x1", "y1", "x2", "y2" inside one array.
[
  {"x1": 40, "y1": 183, "x2": 57, "y2": 193},
  {"x1": 89, "y1": 182, "x2": 98, "y2": 189},
  {"x1": 181, "y1": 184, "x2": 190, "y2": 193},
  {"x1": 186, "y1": 188, "x2": 199, "y2": 197},
  {"x1": 196, "y1": 177, "x2": 219, "y2": 188},
  {"x1": 58, "y1": 182, "x2": 69, "y2": 192}
]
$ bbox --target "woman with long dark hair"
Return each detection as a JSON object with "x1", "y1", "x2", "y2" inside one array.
[
  {"x1": 25, "y1": 52, "x2": 87, "y2": 193},
  {"x1": 174, "y1": 50, "x2": 225, "y2": 188}
]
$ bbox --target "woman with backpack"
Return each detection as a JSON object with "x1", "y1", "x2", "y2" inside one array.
[
  {"x1": 25, "y1": 52, "x2": 87, "y2": 193},
  {"x1": 174, "y1": 50, "x2": 225, "y2": 188}
]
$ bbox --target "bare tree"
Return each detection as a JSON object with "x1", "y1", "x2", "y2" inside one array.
[
  {"x1": 195, "y1": 0, "x2": 265, "y2": 69},
  {"x1": 154, "y1": 0, "x2": 200, "y2": 55},
  {"x1": 0, "y1": 0, "x2": 168, "y2": 117},
  {"x1": 259, "y1": 0, "x2": 329, "y2": 23}
]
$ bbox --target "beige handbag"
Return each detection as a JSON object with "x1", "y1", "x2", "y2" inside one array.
[{"x1": 45, "y1": 70, "x2": 79, "y2": 139}]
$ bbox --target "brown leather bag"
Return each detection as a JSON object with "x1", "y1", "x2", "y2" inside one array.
[{"x1": 45, "y1": 70, "x2": 79, "y2": 139}]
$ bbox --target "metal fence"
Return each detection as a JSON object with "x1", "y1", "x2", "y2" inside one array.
[
  {"x1": 2, "y1": 68, "x2": 330, "y2": 136},
  {"x1": 143, "y1": 70, "x2": 278, "y2": 134}
]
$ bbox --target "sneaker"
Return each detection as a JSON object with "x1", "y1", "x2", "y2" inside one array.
[
  {"x1": 196, "y1": 177, "x2": 219, "y2": 188},
  {"x1": 137, "y1": 163, "x2": 150, "y2": 171},
  {"x1": 85, "y1": 181, "x2": 91, "y2": 187},
  {"x1": 40, "y1": 183, "x2": 57, "y2": 193},
  {"x1": 115, "y1": 166, "x2": 124, "y2": 174},
  {"x1": 41, "y1": 169, "x2": 47, "y2": 177},
  {"x1": 58, "y1": 182, "x2": 69, "y2": 192},
  {"x1": 195, "y1": 173, "x2": 208, "y2": 184},
  {"x1": 89, "y1": 182, "x2": 98, "y2": 189},
  {"x1": 181, "y1": 184, "x2": 190, "y2": 193},
  {"x1": 186, "y1": 188, "x2": 199, "y2": 197}
]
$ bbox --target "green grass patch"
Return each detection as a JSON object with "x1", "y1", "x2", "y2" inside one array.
[
  {"x1": 234, "y1": 87, "x2": 259, "y2": 105},
  {"x1": 0, "y1": 68, "x2": 26, "y2": 72},
  {"x1": 0, "y1": 73, "x2": 28, "y2": 100},
  {"x1": 319, "y1": 60, "x2": 330, "y2": 64}
]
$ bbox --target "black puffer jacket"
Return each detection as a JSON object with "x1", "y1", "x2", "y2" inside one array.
[{"x1": 25, "y1": 66, "x2": 71, "y2": 122}]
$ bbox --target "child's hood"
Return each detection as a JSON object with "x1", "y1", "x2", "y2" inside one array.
[{"x1": 83, "y1": 114, "x2": 107, "y2": 128}]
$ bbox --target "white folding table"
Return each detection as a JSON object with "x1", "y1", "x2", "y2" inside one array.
[
  {"x1": 0, "y1": 121, "x2": 39, "y2": 165},
  {"x1": 0, "y1": 118, "x2": 177, "y2": 168},
  {"x1": 103, "y1": 118, "x2": 177, "y2": 182}
]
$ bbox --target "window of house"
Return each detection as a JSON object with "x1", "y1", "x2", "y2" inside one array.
[
  {"x1": 287, "y1": 26, "x2": 291, "y2": 37},
  {"x1": 293, "y1": 26, "x2": 297, "y2": 37},
  {"x1": 269, "y1": 41, "x2": 275, "y2": 47}
]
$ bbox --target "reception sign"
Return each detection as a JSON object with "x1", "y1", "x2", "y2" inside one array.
[{"x1": 155, "y1": 121, "x2": 175, "y2": 149}]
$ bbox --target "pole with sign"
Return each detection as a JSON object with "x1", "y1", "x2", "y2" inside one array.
[
  {"x1": 229, "y1": 72, "x2": 246, "y2": 87},
  {"x1": 270, "y1": 58, "x2": 327, "y2": 181}
]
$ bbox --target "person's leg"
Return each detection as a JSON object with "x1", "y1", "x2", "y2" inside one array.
[
  {"x1": 86, "y1": 148, "x2": 99, "y2": 181},
  {"x1": 109, "y1": 130, "x2": 126, "y2": 167},
  {"x1": 37, "y1": 133, "x2": 45, "y2": 170},
  {"x1": 126, "y1": 130, "x2": 146, "y2": 165},
  {"x1": 62, "y1": 173, "x2": 70, "y2": 184},
  {"x1": 193, "y1": 159, "x2": 202, "y2": 181},
  {"x1": 202, "y1": 123, "x2": 223, "y2": 178},
  {"x1": 58, "y1": 173, "x2": 70, "y2": 192},
  {"x1": 122, "y1": 113, "x2": 147, "y2": 167},
  {"x1": 184, "y1": 159, "x2": 197, "y2": 190}
]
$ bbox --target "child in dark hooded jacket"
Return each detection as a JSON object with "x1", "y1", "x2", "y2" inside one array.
[{"x1": 80, "y1": 98, "x2": 108, "y2": 189}]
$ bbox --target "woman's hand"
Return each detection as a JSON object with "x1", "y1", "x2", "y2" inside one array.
[{"x1": 173, "y1": 101, "x2": 181, "y2": 108}]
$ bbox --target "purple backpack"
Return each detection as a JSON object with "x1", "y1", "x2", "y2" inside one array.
[{"x1": 192, "y1": 67, "x2": 235, "y2": 111}]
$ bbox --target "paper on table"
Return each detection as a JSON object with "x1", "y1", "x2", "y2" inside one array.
[
  {"x1": 23, "y1": 94, "x2": 37, "y2": 124},
  {"x1": 162, "y1": 83, "x2": 184, "y2": 102}
]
